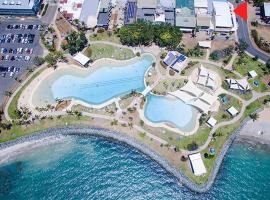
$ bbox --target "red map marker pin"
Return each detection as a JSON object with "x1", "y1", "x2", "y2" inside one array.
[{"x1": 234, "y1": 2, "x2": 248, "y2": 21}]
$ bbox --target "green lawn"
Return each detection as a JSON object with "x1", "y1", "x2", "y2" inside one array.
[
  {"x1": 85, "y1": 44, "x2": 135, "y2": 61},
  {"x1": 8, "y1": 68, "x2": 45, "y2": 119},
  {"x1": 89, "y1": 32, "x2": 121, "y2": 44},
  {"x1": 177, "y1": 126, "x2": 211, "y2": 150},
  {"x1": 186, "y1": 95, "x2": 270, "y2": 184},
  {"x1": 213, "y1": 94, "x2": 243, "y2": 122},
  {"x1": 233, "y1": 54, "x2": 269, "y2": 92},
  {"x1": 0, "y1": 116, "x2": 90, "y2": 143},
  {"x1": 152, "y1": 79, "x2": 186, "y2": 95}
]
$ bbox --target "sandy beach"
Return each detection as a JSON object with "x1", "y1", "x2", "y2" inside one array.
[{"x1": 237, "y1": 107, "x2": 270, "y2": 149}]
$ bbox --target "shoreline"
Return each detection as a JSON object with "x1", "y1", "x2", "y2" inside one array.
[
  {"x1": 236, "y1": 135, "x2": 270, "y2": 151},
  {"x1": 0, "y1": 122, "x2": 251, "y2": 193}
]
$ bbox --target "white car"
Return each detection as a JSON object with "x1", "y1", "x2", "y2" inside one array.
[{"x1": 24, "y1": 56, "x2": 30, "y2": 61}]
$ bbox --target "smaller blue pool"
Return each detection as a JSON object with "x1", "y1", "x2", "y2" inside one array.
[{"x1": 144, "y1": 94, "x2": 198, "y2": 132}]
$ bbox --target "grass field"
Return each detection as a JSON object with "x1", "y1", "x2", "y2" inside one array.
[
  {"x1": 233, "y1": 54, "x2": 269, "y2": 92},
  {"x1": 90, "y1": 32, "x2": 121, "y2": 44},
  {"x1": 8, "y1": 68, "x2": 45, "y2": 119},
  {"x1": 85, "y1": 44, "x2": 135, "y2": 61}
]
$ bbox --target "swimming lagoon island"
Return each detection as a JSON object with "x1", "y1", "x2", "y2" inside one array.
[{"x1": 0, "y1": 0, "x2": 270, "y2": 196}]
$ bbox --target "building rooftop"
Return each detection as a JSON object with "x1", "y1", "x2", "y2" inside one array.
[
  {"x1": 263, "y1": 2, "x2": 270, "y2": 17},
  {"x1": 189, "y1": 153, "x2": 207, "y2": 176},
  {"x1": 160, "y1": 0, "x2": 175, "y2": 8},
  {"x1": 207, "y1": 117, "x2": 217, "y2": 127},
  {"x1": 197, "y1": 15, "x2": 211, "y2": 27},
  {"x1": 73, "y1": 52, "x2": 90, "y2": 66},
  {"x1": 80, "y1": 0, "x2": 100, "y2": 27},
  {"x1": 194, "y1": 0, "x2": 208, "y2": 8},
  {"x1": 213, "y1": 0, "x2": 233, "y2": 28},
  {"x1": 0, "y1": 0, "x2": 36, "y2": 10},
  {"x1": 227, "y1": 106, "x2": 238, "y2": 117},
  {"x1": 137, "y1": 0, "x2": 157, "y2": 9},
  {"x1": 100, "y1": 0, "x2": 110, "y2": 11}
]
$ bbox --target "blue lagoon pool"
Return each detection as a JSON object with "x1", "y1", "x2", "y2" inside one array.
[
  {"x1": 144, "y1": 95, "x2": 198, "y2": 132},
  {"x1": 33, "y1": 54, "x2": 154, "y2": 106}
]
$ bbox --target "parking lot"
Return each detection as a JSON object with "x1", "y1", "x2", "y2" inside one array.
[{"x1": 0, "y1": 19, "x2": 44, "y2": 106}]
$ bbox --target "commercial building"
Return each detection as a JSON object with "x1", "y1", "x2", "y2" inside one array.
[
  {"x1": 212, "y1": 0, "x2": 237, "y2": 32},
  {"x1": 59, "y1": 0, "x2": 101, "y2": 28},
  {"x1": 136, "y1": 0, "x2": 175, "y2": 25},
  {"x1": 175, "y1": 0, "x2": 196, "y2": 31},
  {"x1": 97, "y1": 0, "x2": 112, "y2": 28},
  {"x1": 124, "y1": 0, "x2": 137, "y2": 24},
  {"x1": 0, "y1": 0, "x2": 41, "y2": 15},
  {"x1": 261, "y1": 2, "x2": 270, "y2": 23}
]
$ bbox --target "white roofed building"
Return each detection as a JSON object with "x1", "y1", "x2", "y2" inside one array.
[
  {"x1": 194, "y1": 0, "x2": 208, "y2": 15},
  {"x1": 189, "y1": 153, "x2": 207, "y2": 176},
  {"x1": 207, "y1": 117, "x2": 217, "y2": 128},
  {"x1": 248, "y1": 70, "x2": 258, "y2": 79},
  {"x1": 198, "y1": 41, "x2": 211, "y2": 48},
  {"x1": 59, "y1": 0, "x2": 101, "y2": 28},
  {"x1": 73, "y1": 52, "x2": 90, "y2": 66},
  {"x1": 227, "y1": 106, "x2": 238, "y2": 117},
  {"x1": 261, "y1": 2, "x2": 270, "y2": 23},
  {"x1": 212, "y1": 0, "x2": 237, "y2": 32},
  {"x1": 226, "y1": 78, "x2": 250, "y2": 92},
  {"x1": 163, "y1": 51, "x2": 188, "y2": 73}
]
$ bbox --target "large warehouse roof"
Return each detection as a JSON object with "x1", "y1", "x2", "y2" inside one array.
[{"x1": 213, "y1": 1, "x2": 233, "y2": 28}]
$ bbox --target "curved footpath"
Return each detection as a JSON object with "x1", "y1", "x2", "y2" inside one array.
[{"x1": 0, "y1": 118, "x2": 254, "y2": 193}]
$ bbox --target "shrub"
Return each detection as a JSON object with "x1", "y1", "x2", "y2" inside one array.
[
  {"x1": 181, "y1": 155, "x2": 188, "y2": 161},
  {"x1": 136, "y1": 52, "x2": 141, "y2": 57}
]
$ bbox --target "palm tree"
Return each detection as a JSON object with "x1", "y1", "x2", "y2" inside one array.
[
  {"x1": 128, "y1": 122, "x2": 133, "y2": 129},
  {"x1": 250, "y1": 113, "x2": 259, "y2": 122}
]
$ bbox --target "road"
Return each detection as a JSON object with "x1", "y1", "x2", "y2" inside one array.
[{"x1": 236, "y1": 16, "x2": 269, "y2": 62}]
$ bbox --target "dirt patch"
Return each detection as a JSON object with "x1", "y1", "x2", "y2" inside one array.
[
  {"x1": 181, "y1": 32, "x2": 208, "y2": 51},
  {"x1": 55, "y1": 13, "x2": 75, "y2": 37},
  {"x1": 210, "y1": 40, "x2": 235, "y2": 53},
  {"x1": 55, "y1": 100, "x2": 71, "y2": 111}
]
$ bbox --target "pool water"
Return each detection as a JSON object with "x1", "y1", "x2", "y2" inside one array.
[
  {"x1": 144, "y1": 94, "x2": 198, "y2": 131},
  {"x1": 51, "y1": 55, "x2": 154, "y2": 105}
]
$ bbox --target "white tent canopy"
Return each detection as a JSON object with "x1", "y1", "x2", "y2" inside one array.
[
  {"x1": 180, "y1": 81, "x2": 203, "y2": 97},
  {"x1": 189, "y1": 153, "x2": 207, "y2": 176},
  {"x1": 226, "y1": 78, "x2": 250, "y2": 91}
]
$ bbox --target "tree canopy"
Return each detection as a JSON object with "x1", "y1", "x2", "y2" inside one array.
[
  {"x1": 118, "y1": 20, "x2": 182, "y2": 48},
  {"x1": 153, "y1": 23, "x2": 182, "y2": 49},
  {"x1": 61, "y1": 31, "x2": 88, "y2": 55}
]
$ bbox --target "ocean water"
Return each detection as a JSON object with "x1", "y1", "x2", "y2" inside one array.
[
  {"x1": 50, "y1": 55, "x2": 153, "y2": 105},
  {"x1": 144, "y1": 95, "x2": 198, "y2": 132},
  {"x1": 0, "y1": 136, "x2": 269, "y2": 200}
]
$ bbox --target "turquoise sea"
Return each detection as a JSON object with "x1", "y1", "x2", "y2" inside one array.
[{"x1": 0, "y1": 135, "x2": 269, "y2": 200}]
